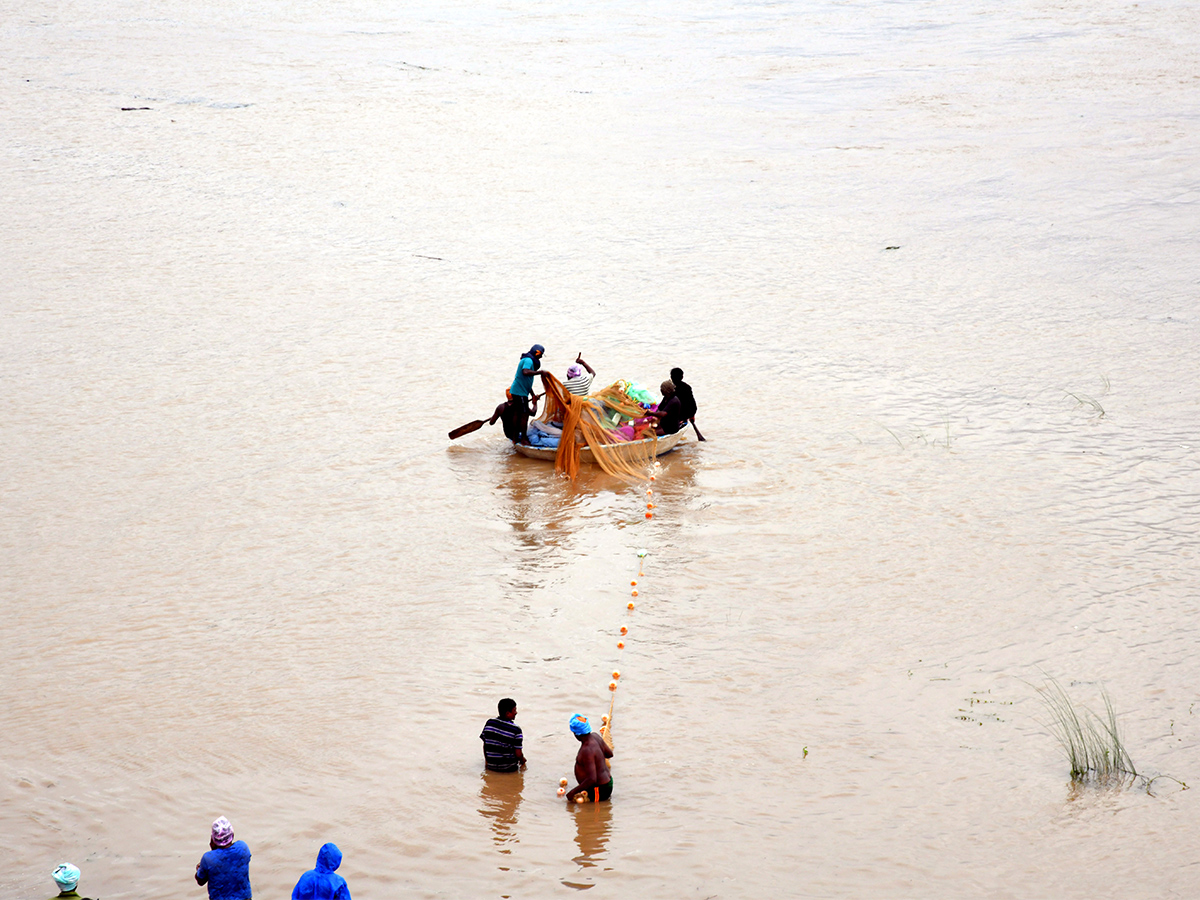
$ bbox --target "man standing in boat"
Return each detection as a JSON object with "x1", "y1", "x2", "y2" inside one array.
[
  {"x1": 491, "y1": 344, "x2": 550, "y2": 444},
  {"x1": 670, "y1": 367, "x2": 703, "y2": 440}
]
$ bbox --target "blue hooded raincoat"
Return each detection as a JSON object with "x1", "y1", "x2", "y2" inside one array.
[{"x1": 291, "y1": 843, "x2": 350, "y2": 900}]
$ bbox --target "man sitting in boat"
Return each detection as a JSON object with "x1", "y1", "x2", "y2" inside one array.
[
  {"x1": 518, "y1": 375, "x2": 683, "y2": 480},
  {"x1": 490, "y1": 392, "x2": 541, "y2": 444},
  {"x1": 646, "y1": 380, "x2": 685, "y2": 435}
]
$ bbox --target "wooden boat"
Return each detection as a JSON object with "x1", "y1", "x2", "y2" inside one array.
[{"x1": 514, "y1": 429, "x2": 688, "y2": 463}]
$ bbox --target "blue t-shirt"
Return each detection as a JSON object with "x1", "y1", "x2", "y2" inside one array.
[
  {"x1": 510, "y1": 357, "x2": 536, "y2": 398},
  {"x1": 198, "y1": 841, "x2": 252, "y2": 900}
]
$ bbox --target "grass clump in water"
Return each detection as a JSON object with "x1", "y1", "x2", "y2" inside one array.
[
  {"x1": 1037, "y1": 679, "x2": 1136, "y2": 782},
  {"x1": 1064, "y1": 391, "x2": 1106, "y2": 418}
]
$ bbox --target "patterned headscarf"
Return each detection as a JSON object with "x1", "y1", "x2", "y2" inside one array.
[
  {"x1": 566, "y1": 364, "x2": 583, "y2": 379},
  {"x1": 52, "y1": 863, "x2": 80, "y2": 891},
  {"x1": 211, "y1": 816, "x2": 235, "y2": 848},
  {"x1": 569, "y1": 714, "x2": 591, "y2": 736}
]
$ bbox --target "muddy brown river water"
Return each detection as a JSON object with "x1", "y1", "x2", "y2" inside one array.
[{"x1": 3, "y1": 1, "x2": 1199, "y2": 897}]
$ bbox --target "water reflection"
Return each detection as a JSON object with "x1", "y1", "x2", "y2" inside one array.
[
  {"x1": 1057, "y1": 772, "x2": 1158, "y2": 814},
  {"x1": 570, "y1": 798, "x2": 613, "y2": 868},
  {"x1": 560, "y1": 797, "x2": 614, "y2": 891},
  {"x1": 495, "y1": 455, "x2": 573, "y2": 538},
  {"x1": 643, "y1": 444, "x2": 701, "y2": 505},
  {"x1": 478, "y1": 769, "x2": 524, "y2": 854}
]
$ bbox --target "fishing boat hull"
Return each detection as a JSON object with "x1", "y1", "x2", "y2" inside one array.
[{"x1": 513, "y1": 430, "x2": 687, "y2": 463}]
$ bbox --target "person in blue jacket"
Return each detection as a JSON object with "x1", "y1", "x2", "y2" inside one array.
[
  {"x1": 195, "y1": 816, "x2": 252, "y2": 900},
  {"x1": 292, "y1": 843, "x2": 351, "y2": 900},
  {"x1": 504, "y1": 344, "x2": 550, "y2": 444}
]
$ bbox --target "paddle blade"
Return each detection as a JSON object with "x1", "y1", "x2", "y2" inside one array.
[{"x1": 448, "y1": 419, "x2": 486, "y2": 440}]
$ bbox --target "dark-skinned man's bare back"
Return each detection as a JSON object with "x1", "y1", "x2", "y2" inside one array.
[{"x1": 564, "y1": 730, "x2": 613, "y2": 802}]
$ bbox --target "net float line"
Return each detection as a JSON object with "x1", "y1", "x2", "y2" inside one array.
[
  {"x1": 599, "y1": 460, "x2": 661, "y2": 751},
  {"x1": 565, "y1": 461, "x2": 661, "y2": 803},
  {"x1": 563, "y1": 461, "x2": 664, "y2": 800}
]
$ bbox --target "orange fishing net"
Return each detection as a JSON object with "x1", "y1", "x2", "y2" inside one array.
[
  {"x1": 539, "y1": 375, "x2": 659, "y2": 481},
  {"x1": 600, "y1": 688, "x2": 616, "y2": 752}
]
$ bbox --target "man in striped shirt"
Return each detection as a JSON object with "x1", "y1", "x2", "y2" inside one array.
[
  {"x1": 481, "y1": 698, "x2": 526, "y2": 772},
  {"x1": 563, "y1": 354, "x2": 596, "y2": 397}
]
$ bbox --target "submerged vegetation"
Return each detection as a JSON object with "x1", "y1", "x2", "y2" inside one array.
[
  {"x1": 1036, "y1": 679, "x2": 1188, "y2": 794},
  {"x1": 874, "y1": 416, "x2": 954, "y2": 450},
  {"x1": 1037, "y1": 678, "x2": 1136, "y2": 781},
  {"x1": 1063, "y1": 390, "x2": 1106, "y2": 418},
  {"x1": 1063, "y1": 374, "x2": 1110, "y2": 419}
]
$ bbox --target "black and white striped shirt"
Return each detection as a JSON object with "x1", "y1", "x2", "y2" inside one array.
[
  {"x1": 564, "y1": 373, "x2": 594, "y2": 396},
  {"x1": 480, "y1": 717, "x2": 523, "y2": 771}
]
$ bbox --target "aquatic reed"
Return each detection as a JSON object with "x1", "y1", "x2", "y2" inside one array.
[
  {"x1": 1037, "y1": 678, "x2": 1136, "y2": 781},
  {"x1": 880, "y1": 424, "x2": 905, "y2": 448},
  {"x1": 1064, "y1": 391, "x2": 1106, "y2": 418}
]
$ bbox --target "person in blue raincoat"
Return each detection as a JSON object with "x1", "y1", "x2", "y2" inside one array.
[{"x1": 291, "y1": 843, "x2": 351, "y2": 900}]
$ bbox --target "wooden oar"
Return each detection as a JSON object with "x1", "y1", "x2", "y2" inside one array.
[
  {"x1": 448, "y1": 392, "x2": 544, "y2": 440},
  {"x1": 448, "y1": 418, "x2": 488, "y2": 440},
  {"x1": 690, "y1": 419, "x2": 706, "y2": 441}
]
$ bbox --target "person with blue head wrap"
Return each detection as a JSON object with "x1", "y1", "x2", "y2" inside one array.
[
  {"x1": 510, "y1": 344, "x2": 546, "y2": 397},
  {"x1": 496, "y1": 343, "x2": 550, "y2": 444},
  {"x1": 563, "y1": 713, "x2": 614, "y2": 803},
  {"x1": 48, "y1": 863, "x2": 86, "y2": 900},
  {"x1": 291, "y1": 842, "x2": 351, "y2": 900}
]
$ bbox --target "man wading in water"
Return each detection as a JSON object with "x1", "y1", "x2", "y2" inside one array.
[
  {"x1": 563, "y1": 714, "x2": 613, "y2": 802},
  {"x1": 481, "y1": 697, "x2": 527, "y2": 772}
]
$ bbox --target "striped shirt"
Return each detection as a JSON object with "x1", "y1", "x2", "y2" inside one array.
[
  {"x1": 564, "y1": 373, "x2": 594, "y2": 396},
  {"x1": 480, "y1": 717, "x2": 523, "y2": 771}
]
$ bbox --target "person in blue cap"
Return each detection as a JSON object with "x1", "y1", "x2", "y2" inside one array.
[
  {"x1": 291, "y1": 843, "x2": 350, "y2": 900},
  {"x1": 500, "y1": 344, "x2": 550, "y2": 444},
  {"x1": 562, "y1": 713, "x2": 613, "y2": 802}
]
